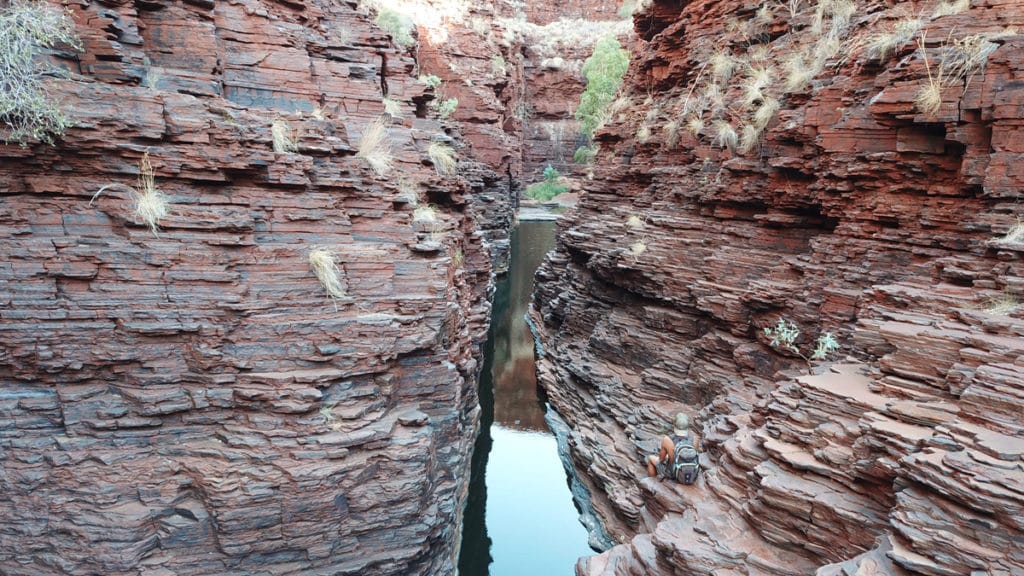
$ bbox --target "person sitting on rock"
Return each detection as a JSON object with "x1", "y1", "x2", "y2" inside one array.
[{"x1": 646, "y1": 413, "x2": 700, "y2": 484}]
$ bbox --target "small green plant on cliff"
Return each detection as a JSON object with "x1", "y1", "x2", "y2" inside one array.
[
  {"x1": 490, "y1": 55, "x2": 507, "y2": 77},
  {"x1": 309, "y1": 248, "x2": 346, "y2": 301},
  {"x1": 91, "y1": 150, "x2": 170, "y2": 236},
  {"x1": 432, "y1": 97, "x2": 458, "y2": 120},
  {"x1": 356, "y1": 116, "x2": 393, "y2": 176},
  {"x1": 573, "y1": 144, "x2": 598, "y2": 164},
  {"x1": 764, "y1": 318, "x2": 841, "y2": 373},
  {"x1": 576, "y1": 36, "x2": 630, "y2": 139},
  {"x1": 0, "y1": 1, "x2": 81, "y2": 146},
  {"x1": 618, "y1": 0, "x2": 650, "y2": 18},
  {"x1": 526, "y1": 165, "x2": 569, "y2": 201},
  {"x1": 375, "y1": 8, "x2": 416, "y2": 48},
  {"x1": 418, "y1": 74, "x2": 442, "y2": 89}
]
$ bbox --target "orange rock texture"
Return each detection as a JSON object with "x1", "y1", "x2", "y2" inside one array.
[
  {"x1": 0, "y1": 1, "x2": 500, "y2": 574},
  {"x1": 530, "y1": 0, "x2": 1024, "y2": 574}
]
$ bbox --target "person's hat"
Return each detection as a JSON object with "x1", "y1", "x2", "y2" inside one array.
[{"x1": 673, "y1": 413, "x2": 689, "y2": 435}]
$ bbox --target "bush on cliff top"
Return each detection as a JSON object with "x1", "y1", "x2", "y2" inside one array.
[
  {"x1": 0, "y1": 1, "x2": 80, "y2": 146},
  {"x1": 375, "y1": 8, "x2": 416, "y2": 48},
  {"x1": 576, "y1": 36, "x2": 630, "y2": 139}
]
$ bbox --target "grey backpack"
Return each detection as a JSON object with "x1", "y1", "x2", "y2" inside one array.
[{"x1": 672, "y1": 435, "x2": 699, "y2": 484}]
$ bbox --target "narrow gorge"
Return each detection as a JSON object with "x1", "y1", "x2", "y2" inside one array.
[{"x1": 0, "y1": 0, "x2": 1021, "y2": 575}]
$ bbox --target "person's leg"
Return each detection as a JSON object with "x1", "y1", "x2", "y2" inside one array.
[{"x1": 646, "y1": 455, "x2": 659, "y2": 477}]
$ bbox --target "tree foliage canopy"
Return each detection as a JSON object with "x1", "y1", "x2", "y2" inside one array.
[{"x1": 576, "y1": 37, "x2": 629, "y2": 138}]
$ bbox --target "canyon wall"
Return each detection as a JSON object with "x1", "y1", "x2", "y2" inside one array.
[
  {"x1": 531, "y1": 0, "x2": 1024, "y2": 574},
  {"x1": 0, "y1": 1, "x2": 498, "y2": 574}
]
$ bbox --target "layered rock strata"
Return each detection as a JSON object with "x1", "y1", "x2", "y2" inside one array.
[
  {"x1": 531, "y1": 0, "x2": 1024, "y2": 573},
  {"x1": 0, "y1": 1, "x2": 495, "y2": 574}
]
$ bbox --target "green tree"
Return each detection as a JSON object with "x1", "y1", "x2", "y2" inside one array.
[
  {"x1": 575, "y1": 37, "x2": 630, "y2": 139},
  {"x1": 526, "y1": 165, "x2": 568, "y2": 201}
]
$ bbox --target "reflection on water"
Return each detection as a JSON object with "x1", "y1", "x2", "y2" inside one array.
[
  {"x1": 459, "y1": 221, "x2": 592, "y2": 576},
  {"x1": 491, "y1": 221, "x2": 556, "y2": 431}
]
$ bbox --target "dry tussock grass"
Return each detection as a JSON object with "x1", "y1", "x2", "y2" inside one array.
[
  {"x1": 686, "y1": 115, "x2": 705, "y2": 136},
  {"x1": 862, "y1": 17, "x2": 923, "y2": 61},
  {"x1": 397, "y1": 179, "x2": 419, "y2": 204},
  {"x1": 710, "y1": 51, "x2": 737, "y2": 83},
  {"x1": 738, "y1": 124, "x2": 762, "y2": 154},
  {"x1": 983, "y1": 291, "x2": 1019, "y2": 315},
  {"x1": 271, "y1": 117, "x2": 298, "y2": 153},
  {"x1": 308, "y1": 248, "x2": 346, "y2": 300},
  {"x1": 382, "y1": 97, "x2": 402, "y2": 117},
  {"x1": 427, "y1": 142, "x2": 458, "y2": 175},
  {"x1": 357, "y1": 116, "x2": 393, "y2": 175},
  {"x1": 988, "y1": 218, "x2": 1024, "y2": 245},
  {"x1": 664, "y1": 119, "x2": 681, "y2": 148},
  {"x1": 712, "y1": 120, "x2": 738, "y2": 150},
  {"x1": 628, "y1": 238, "x2": 648, "y2": 262},
  {"x1": 91, "y1": 150, "x2": 169, "y2": 236},
  {"x1": 753, "y1": 97, "x2": 780, "y2": 130},
  {"x1": 932, "y1": 0, "x2": 970, "y2": 18}
]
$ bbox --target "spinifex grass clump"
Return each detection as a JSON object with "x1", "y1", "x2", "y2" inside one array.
[
  {"x1": 413, "y1": 205, "x2": 443, "y2": 244},
  {"x1": 983, "y1": 291, "x2": 1019, "y2": 315},
  {"x1": 915, "y1": 32, "x2": 998, "y2": 116},
  {"x1": 91, "y1": 150, "x2": 169, "y2": 236},
  {"x1": 427, "y1": 141, "x2": 458, "y2": 175},
  {"x1": 413, "y1": 204, "x2": 438, "y2": 224},
  {"x1": 628, "y1": 239, "x2": 647, "y2": 262},
  {"x1": 134, "y1": 151, "x2": 169, "y2": 234},
  {"x1": 271, "y1": 117, "x2": 298, "y2": 153},
  {"x1": 382, "y1": 97, "x2": 402, "y2": 118},
  {"x1": 356, "y1": 116, "x2": 393, "y2": 176},
  {"x1": 308, "y1": 248, "x2": 346, "y2": 300},
  {"x1": 0, "y1": 1, "x2": 81, "y2": 145},
  {"x1": 862, "y1": 17, "x2": 924, "y2": 61},
  {"x1": 989, "y1": 218, "x2": 1024, "y2": 245}
]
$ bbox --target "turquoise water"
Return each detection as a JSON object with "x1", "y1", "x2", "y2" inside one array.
[{"x1": 458, "y1": 220, "x2": 593, "y2": 576}]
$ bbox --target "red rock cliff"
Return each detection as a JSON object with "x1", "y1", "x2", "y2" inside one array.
[
  {"x1": 531, "y1": 0, "x2": 1024, "y2": 573},
  {"x1": 0, "y1": 1, "x2": 495, "y2": 574}
]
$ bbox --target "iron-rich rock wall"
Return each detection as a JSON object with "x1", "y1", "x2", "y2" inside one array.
[
  {"x1": 531, "y1": 0, "x2": 1024, "y2": 573},
  {"x1": 0, "y1": 1, "x2": 495, "y2": 574}
]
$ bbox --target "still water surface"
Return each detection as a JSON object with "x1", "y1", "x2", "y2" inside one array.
[{"x1": 458, "y1": 220, "x2": 593, "y2": 576}]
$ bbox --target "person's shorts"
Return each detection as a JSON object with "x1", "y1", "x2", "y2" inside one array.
[{"x1": 656, "y1": 461, "x2": 672, "y2": 479}]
